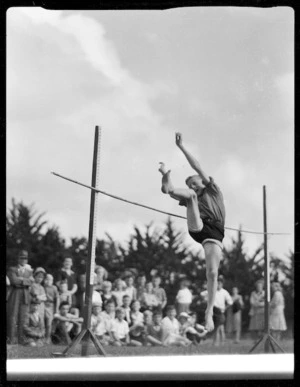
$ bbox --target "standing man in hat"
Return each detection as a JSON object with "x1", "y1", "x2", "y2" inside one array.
[{"x1": 7, "y1": 250, "x2": 34, "y2": 344}]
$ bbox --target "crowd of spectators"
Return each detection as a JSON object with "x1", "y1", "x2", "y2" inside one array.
[{"x1": 6, "y1": 250, "x2": 288, "y2": 348}]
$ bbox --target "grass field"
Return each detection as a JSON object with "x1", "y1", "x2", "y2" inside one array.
[{"x1": 7, "y1": 338, "x2": 294, "y2": 359}]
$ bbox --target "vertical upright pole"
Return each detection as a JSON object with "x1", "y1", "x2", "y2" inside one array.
[
  {"x1": 81, "y1": 126, "x2": 101, "y2": 356},
  {"x1": 263, "y1": 185, "x2": 270, "y2": 352}
]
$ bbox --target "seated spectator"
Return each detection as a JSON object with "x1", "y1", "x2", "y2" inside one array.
[
  {"x1": 121, "y1": 294, "x2": 132, "y2": 325},
  {"x1": 100, "y1": 299, "x2": 116, "y2": 336},
  {"x1": 124, "y1": 274, "x2": 137, "y2": 303},
  {"x1": 178, "y1": 312, "x2": 206, "y2": 345},
  {"x1": 136, "y1": 273, "x2": 147, "y2": 303},
  {"x1": 55, "y1": 257, "x2": 78, "y2": 308},
  {"x1": 110, "y1": 308, "x2": 141, "y2": 347},
  {"x1": 94, "y1": 265, "x2": 108, "y2": 293},
  {"x1": 112, "y1": 278, "x2": 126, "y2": 307},
  {"x1": 23, "y1": 299, "x2": 45, "y2": 347},
  {"x1": 82, "y1": 289, "x2": 103, "y2": 309},
  {"x1": 152, "y1": 276, "x2": 167, "y2": 312},
  {"x1": 175, "y1": 279, "x2": 193, "y2": 315},
  {"x1": 129, "y1": 300, "x2": 145, "y2": 345},
  {"x1": 161, "y1": 305, "x2": 191, "y2": 346},
  {"x1": 270, "y1": 282, "x2": 287, "y2": 341},
  {"x1": 91, "y1": 302, "x2": 111, "y2": 345},
  {"x1": 141, "y1": 282, "x2": 159, "y2": 312},
  {"x1": 51, "y1": 302, "x2": 83, "y2": 345},
  {"x1": 43, "y1": 274, "x2": 59, "y2": 344},
  {"x1": 101, "y1": 281, "x2": 117, "y2": 307},
  {"x1": 30, "y1": 267, "x2": 47, "y2": 323},
  {"x1": 145, "y1": 311, "x2": 165, "y2": 346}
]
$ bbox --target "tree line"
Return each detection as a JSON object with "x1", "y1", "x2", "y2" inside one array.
[{"x1": 6, "y1": 198, "x2": 294, "y2": 331}]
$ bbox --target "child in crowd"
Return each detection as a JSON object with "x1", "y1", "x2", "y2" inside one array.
[
  {"x1": 112, "y1": 278, "x2": 126, "y2": 307},
  {"x1": 161, "y1": 305, "x2": 191, "y2": 346},
  {"x1": 55, "y1": 257, "x2": 78, "y2": 307},
  {"x1": 110, "y1": 308, "x2": 131, "y2": 346},
  {"x1": 124, "y1": 274, "x2": 137, "y2": 303},
  {"x1": 43, "y1": 274, "x2": 59, "y2": 344},
  {"x1": 30, "y1": 267, "x2": 47, "y2": 323},
  {"x1": 51, "y1": 302, "x2": 83, "y2": 345},
  {"x1": 58, "y1": 280, "x2": 72, "y2": 307},
  {"x1": 129, "y1": 300, "x2": 145, "y2": 345},
  {"x1": 91, "y1": 302, "x2": 110, "y2": 345},
  {"x1": 136, "y1": 273, "x2": 147, "y2": 303},
  {"x1": 23, "y1": 299, "x2": 45, "y2": 347},
  {"x1": 152, "y1": 276, "x2": 167, "y2": 311},
  {"x1": 100, "y1": 299, "x2": 116, "y2": 337},
  {"x1": 101, "y1": 281, "x2": 117, "y2": 307},
  {"x1": 178, "y1": 312, "x2": 207, "y2": 345},
  {"x1": 121, "y1": 294, "x2": 132, "y2": 325},
  {"x1": 145, "y1": 311, "x2": 165, "y2": 346},
  {"x1": 141, "y1": 282, "x2": 159, "y2": 312},
  {"x1": 175, "y1": 279, "x2": 193, "y2": 315},
  {"x1": 94, "y1": 265, "x2": 108, "y2": 293}
]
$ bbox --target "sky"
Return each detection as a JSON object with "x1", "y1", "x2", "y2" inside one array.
[{"x1": 6, "y1": 6, "x2": 294, "y2": 260}]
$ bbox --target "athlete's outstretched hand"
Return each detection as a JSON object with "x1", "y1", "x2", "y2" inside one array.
[{"x1": 175, "y1": 132, "x2": 183, "y2": 148}]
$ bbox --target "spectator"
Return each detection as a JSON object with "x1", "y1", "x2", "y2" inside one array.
[
  {"x1": 110, "y1": 308, "x2": 141, "y2": 346},
  {"x1": 100, "y1": 281, "x2": 117, "y2": 307},
  {"x1": 94, "y1": 265, "x2": 108, "y2": 293},
  {"x1": 145, "y1": 311, "x2": 164, "y2": 346},
  {"x1": 226, "y1": 286, "x2": 244, "y2": 343},
  {"x1": 161, "y1": 305, "x2": 190, "y2": 346},
  {"x1": 91, "y1": 302, "x2": 110, "y2": 345},
  {"x1": 77, "y1": 272, "x2": 87, "y2": 317},
  {"x1": 152, "y1": 276, "x2": 167, "y2": 312},
  {"x1": 164, "y1": 272, "x2": 180, "y2": 307},
  {"x1": 100, "y1": 299, "x2": 116, "y2": 337},
  {"x1": 43, "y1": 273, "x2": 59, "y2": 344},
  {"x1": 136, "y1": 273, "x2": 147, "y2": 303},
  {"x1": 178, "y1": 312, "x2": 206, "y2": 344},
  {"x1": 141, "y1": 282, "x2": 159, "y2": 312},
  {"x1": 7, "y1": 250, "x2": 34, "y2": 344},
  {"x1": 55, "y1": 257, "x2": 78, "y2": 308},
  {"x1": 129, "y1": 300, "x2": 145, "y2": 345},
  {"x1": 248, "y1": 279, "x2": 265, "y2": 341},
  {"x1": 270, "y1": 282, "x2": 287, "y2": 341},
  {"x1": 196, "y1": 280, "x2": 208, "y2": 324},
  {"x1": 212, "y1": 278, "x2": 233, "y2": 346},
  {"x1": 112, "y1": 278, "x2": 126, "y2": 307},
  {"x1": 51, "y1": 302, "x2": 83, "y2": 345},
  {"x1": 30, "y1": 267, "x2": 47, "y2": 324},
  {"x1": 23, "y1": 299, "x2": 45, "y2": 347},
  {"x1": 121, "y1": 294, "x2": 132, "y2": 325},
  {"x1": 124, "y1": 274, "x2": 137, "y2": 303},
  {"x1": 58, "y1": 280, "x2": 72, "y2": 308},
  {"x1": 175, "y1": 279, "x2": 193, "y2": 315},
  {"x1": 82, "y1": 288, "x2": 103, "y2": 309}
]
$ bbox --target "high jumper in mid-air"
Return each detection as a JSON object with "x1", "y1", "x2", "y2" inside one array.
[{"x1": 159, "y1": 133, "x2": 226, "y2": 332}]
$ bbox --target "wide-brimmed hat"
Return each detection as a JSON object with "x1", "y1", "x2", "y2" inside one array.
[{"x1": 34, "y1": 267, "x2": 46, "y2": 277}]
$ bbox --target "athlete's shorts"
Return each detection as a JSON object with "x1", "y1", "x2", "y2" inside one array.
[{"x1": 188, "y1": 219, "x2": 224, "y2": 249}]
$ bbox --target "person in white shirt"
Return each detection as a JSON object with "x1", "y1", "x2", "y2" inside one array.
[
  {"x1": 124, "y1": 275, "x2": 137, "y2": 303},
  {"x1": 111, "y1": 308, "x2": 142, "y2": 346},
  {"x1": 212, "y1": 278, "x2": 233, "y2": 346},
  {"x1": 161, "y1": 305, "x2": 191, "y2": 346},
  {"x1": 90, "y1": 303, "x2": 110, "y2": 345},
  {"x1": 175, "y1": 279, "x2": 193, "y2": 315}
]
